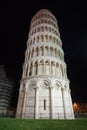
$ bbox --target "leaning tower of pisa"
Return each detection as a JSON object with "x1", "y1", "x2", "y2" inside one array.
[{"x1": 16, "y1": 9, "x2": 74, "y2": 119}]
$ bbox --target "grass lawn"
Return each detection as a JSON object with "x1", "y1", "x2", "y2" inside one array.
[{"x1": 0, "y1": 118, "x2": 87, "y2": 130}]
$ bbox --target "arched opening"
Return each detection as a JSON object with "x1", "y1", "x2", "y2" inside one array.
[
  {"x1": 38, "y1": 80, "x2": 50, "y2": 118},
  {"x1": 41, "y1": 26, "x2": 44, "y2": 32},
  {"x1": 44, "y1": 46, "x2": 48, "y2": 56},
  {"x1": 51, "y1": 61, "x2": 55, "y2": 75},
  {"x1": 56, "y1": 62, "x2": 59, "y2": 76},
  {"x1": 25, "y1": 82, "x2": 36, "y2": 118},
  {"x1": 29, "y1": 62, "x2": 32, "y2": 76},
  {"x1": 45, "y1": 60, "x2": 50, "y2": 75},
  {"x1": 39, "y1": 60, "x2": 44, "y2": 75},
  {"x1": 37, "y1": 36, "x2": 39, "y2": 43},
  {"x1": 36, "y1": 47, "x2": 39, "y2": 56},
  {"x1": 41, "y1": 35, "x2": 44, "y2": 42},
  {"x1": 49, "y1": 35, "x2": 52, "y2": 42},
  {"x1": 45, "y1": 35, "x2": 48, "y2": 42},
  {"x1": 31, "y1": 48, "x2": 34, "y2": 58},
  {"x1": 40, "y1": 46, "x2": 44, "y2": 56},
  {"x1": 34, "y1": 61, "x2": 38, "y2": 75}
]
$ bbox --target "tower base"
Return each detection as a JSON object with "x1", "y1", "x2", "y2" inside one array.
[{"x1": 16, "y1": 77, "x2": 74, "y2": 119}]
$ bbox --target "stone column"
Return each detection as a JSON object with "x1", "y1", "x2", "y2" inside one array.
[
  {"x1": 22, "y1": 88, "x2": 27, "y2": 118},
  {"x1": 33, "y1": 48, "x2": 35, "y2": 57},
  {"x1": 68, "y1": 89, "x2": 75, "y2": 119},
  {"x1": 61, "y1": 88, "x2": 66, "y2": 119},
  {"x1": 34, "y1": 87, "x2": 39, "y2": 119},
  {"x1": 44, "y1": 47, "x2": 46, "y2": 56},
  {"x1": 22, "y1": 67, "x2": 26, "y2": 78},
  {"x1": 53, "y1": 48, "x2": 56, "y2": 57},
  {"x1": 27, "y1": 63, "x2": 30, "y2": 77},
  {"x1": 16, "y1": 83, "x2": 25, "y2": 118},
  {"x1": 16, "y1": 90, "x2": 23, "y2": 118},
  {"x1": 50, "y1": 86, "x2": 53, "y2": 119},
  {"x1": 59, "y1": 65, "x2": 61, "y2": 77}
]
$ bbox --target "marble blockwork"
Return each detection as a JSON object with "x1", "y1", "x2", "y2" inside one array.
[{"x1": 16, "y1": 9, "x2": 74, "y2": 119}]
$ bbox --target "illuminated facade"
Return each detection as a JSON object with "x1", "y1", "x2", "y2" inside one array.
[{"x1": 16, "y1": 9, "x2": 74, "y2": 119}]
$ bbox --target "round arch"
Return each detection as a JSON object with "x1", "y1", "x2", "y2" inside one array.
[
  {"x1": 52, "y1": 79, "x2": 62, "y2": 89},
  {"x1": 38, "y1": 78, "x2": 51, "y2": 89}
]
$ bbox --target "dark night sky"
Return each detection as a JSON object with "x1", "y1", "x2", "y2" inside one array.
[{"x1": 0, "y1": 0, "x2": 87, "y2": 106}]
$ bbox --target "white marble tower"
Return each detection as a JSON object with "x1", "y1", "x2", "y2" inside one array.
[{"x1": 16, "y1": 9, "x2": 74, "y2": 119}]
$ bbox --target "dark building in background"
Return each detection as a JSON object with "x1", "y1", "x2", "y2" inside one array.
[{"x1": 0, "y1": 65, "x2": 14, "y2": 117}]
